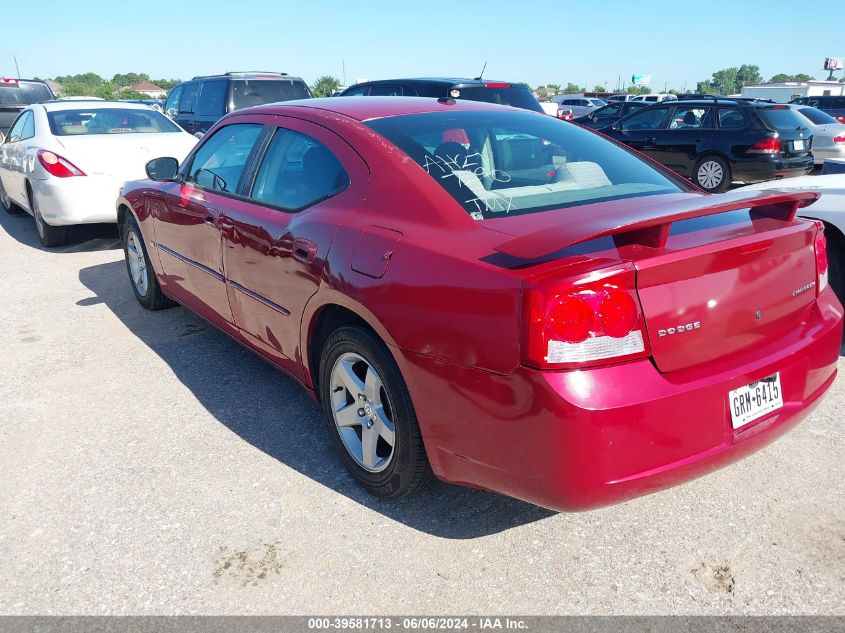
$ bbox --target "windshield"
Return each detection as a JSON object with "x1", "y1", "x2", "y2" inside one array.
[
  {"x1": 366, "y1": 110, "x2": 685, "y2": 219},
  {"x1": 231, "y1": 79, "x2": 311, "y2": 110},
  {"x1": 451, "y1": 85, "x2": 543, "y2": 113},
  {"x1": 47, "y1": 108, "x2": 182, "y2": 135},
  {"x1": 796, "y1": 107, "x2": 839, "y2": 126}
]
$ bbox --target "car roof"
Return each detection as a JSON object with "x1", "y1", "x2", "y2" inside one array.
[
  {"x1": 239, "y1": 96, "x2": 521, "y2": 121},
  {"x1": 350, "y1": 77, "x2": 526, "y2": 87},
  {"x1": 188, "y1": 72, "x2": 305, "y2": 81},
  {"x1": 38, "y1": 100, "x2": 161, "y2": 112}
]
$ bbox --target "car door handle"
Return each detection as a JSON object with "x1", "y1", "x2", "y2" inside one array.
[
  {"x1": 292, "y1": 238, "x2": 317, "y2": 263},
  {"x1": 203, "y1": 208, "x2": 219, "y2": 225}
]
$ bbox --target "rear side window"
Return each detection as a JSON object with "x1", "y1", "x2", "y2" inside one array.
[
  {"x1": 669, "y1": 106, "x2": 713, "y2": 129},
  {"x1": 341, "y1": 86, "x2": 368, "y2": 96},
  {"x1": 19, "y1": 82, "x2": 53, "y2": 104},
  {"x1": 179, "y1": 82, "x2": 200, "y2": 114},
  {"x1": 185, "y1": 123, "x2": 263, "y2": 193},
  {"x1": 250, "y1": 128, "x2": 349, "y2": 211},
  {"x1": 758, "y1": 106, "x2": 808, "y2": 131},
  {"x1": 452, "y1": 85, "x2": 544, "y2": 113},
  {"x1": 718, "y1": 108, "x2": 747, "y2": 129},
  {"x1": 366, "y1": 110, "x2": 684, "y2": 219},
  {"x1": 368, "y1": 85, "x2": 404, "y2": 96},
  {"x1": 231, "y1": 79, "x2": 311, "y2": 110},
  {"x1": 834, "y1": 97, "x2": 845, "y2": 109},
  {"x1": 196, "y1": 79, "x2": 227, "y2": 117}
]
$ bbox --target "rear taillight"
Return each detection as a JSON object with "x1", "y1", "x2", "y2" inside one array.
[
  {"x1": 813, "y1": 221, "x2": 829, "y2": 293},
  {"x1": 522, "y1": 264, "x2": 650, "y2": 369},
  {"x1": 834, "y1": 135, "x2": 845, "y2": 145},
  {"x1": 556, "y1": 108, "x2": 573, "y2": 121},
  {"x1": 836, "y1": 116, "x2": 845, "y2": 124},
  {"x1": 37, "y1": 150, "x2": 85, "y2": 178},
  {"x1": 747, "y1": 138, "x2": 782, "y2": 154},
  {"x1": 0, "y1": 77, "x2": 19, "y2": 85}
]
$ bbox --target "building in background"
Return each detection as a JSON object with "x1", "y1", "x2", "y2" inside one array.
[
  {"x1": 128, "y1": 82, "x2": 166, "y2": 99},
  {"x1": 741, "y1": 80, "x2": 844, "y2": 102}
]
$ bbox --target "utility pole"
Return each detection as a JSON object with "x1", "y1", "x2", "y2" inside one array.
[
  {"x1": 342, "y1": 59, "x2": 346, "y2": 86},
  {"x1": 13, "y1": 55, "x2": 20, "y2": 79}
]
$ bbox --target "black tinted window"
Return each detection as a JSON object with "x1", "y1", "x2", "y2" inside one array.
[
  {"x1": 250, "y1": 128, "x2": 349, "y2": 210},
  {"x1": 718, "y1": 108, "x2": 747, "y2": 129},
  {"x1": 186, "y1": 123, "x2": 263, "y2": 193},
  {"x1": 19, "y1": 82, "x2": 52, "y2": 104},
  {"x1": 796, "y1": 107, "x2": 837, "y2": 125},
  {"x1": 452, "y1": 85, "x2": 543, "y2": 113},
  {"x1": 341, "y1": 86, "x2": 368, "y2": 96},
  {"x1": 834, "y1": 98, "x2": 845, "y2": 109},
  {"x1": 620, "y1": 107, "x2": 669, "y2": 130},
  {"x1": 164, "y1": 85, "x2": 182, "y2": 118},
  {"x1": 368, "y1": 85, "x2": 403, "y2": 96},
  {"x1": 196, "y1": 80, "x2": 227, "y2": 117},
  {"x1": 366, "y1": 110, "x2": 684, "y2": 219},
  {"x1": 231, "y1": 79, "x2": 311, "y2": 110},
  {"x1": 759, "y1": 106, "x2": 808, "y2": 131},
  {"x1": 179, "y1": 83, "x2": 199, "y2": 114}
]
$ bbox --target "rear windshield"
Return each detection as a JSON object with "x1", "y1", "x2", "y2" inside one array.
[
  {"x1": 0, "y1": 81, "x2": 53, "y2": 105},
  {"x1": 796, "y1": 107, "x2": 839, "y2": 125},
  {"x1": 47, "y1": 108, "x2": 182, "y2": 135},
  {"x1": 231, "y1": 79, "x2": 311, "y2": 110},
  {"x1": 759, "y1": 106, "x2": 809, "y2": 131},
  {"x1": 366, "y1": 110, "x2": 685, "y2": 219},
  {"x1": 452, "y1": 85, "x2": 543, "y2": 113}
]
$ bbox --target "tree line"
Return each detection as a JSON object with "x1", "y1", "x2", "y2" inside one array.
[{"x1": 37, "y1": 73, "x2": 181, "y2": 100}]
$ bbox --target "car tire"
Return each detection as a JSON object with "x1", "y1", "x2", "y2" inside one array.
[
  {"x1": 693, "y1": 155, "x2": 731, "y2": 193},
  {"x1": 319, "y1": 325, "x2": 434, "y2": 499},
  {"x1": 121, "y1": 213, "x2": 174, "y2": 311},
  {"x1": 0, "y1": 179, "x2": 24, "y2": 215},
  {"x1": 32, "y1": 196, "x2": 68, "y2": 247}
]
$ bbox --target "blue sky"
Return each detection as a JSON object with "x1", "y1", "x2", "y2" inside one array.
[{"x1": 1, "y1": 0, "x2": 842, "y2": 89}]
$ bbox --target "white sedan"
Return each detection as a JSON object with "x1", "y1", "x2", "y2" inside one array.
[
  {"x1": 0, "y1": 100, "x2": 197, "y2": 246},
  {"x1": 793, "y1": 105, "x2": 845, "y2": 166},
  {"x1": 742, "y1": 173, "x2": 845, "y2": 304}
]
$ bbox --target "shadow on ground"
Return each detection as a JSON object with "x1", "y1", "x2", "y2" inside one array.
[{"x1": 0, "y1": 207, "x2": 120, "y2": 253}]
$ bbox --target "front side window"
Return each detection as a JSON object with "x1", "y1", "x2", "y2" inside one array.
[
  {"x1": 620, "y1": 107, "x2": 669, "y2": 131},
  {"x1": 250, "y1": 128, "x2": 349, "y2": 211},
  {"x1": 185, "y1": 123, "x2": 263, "y2": 193},
  {"x1": 46, "y1": 108, "x2": 182, "y2": 136},
  {"x1": 594, "y1": 104, "x2": 621, "y2": 118},
  {"x1": 668, "y1": 106, "x2": 713, "y2": 129},
  {"x1": 195, "y1": 79, "x2": 228, "y2": 117},
  {"x1": 366, "y1": 110, "x2": 685, "y2": 219},
  {"x1": 368, "y1": 85, "x2": 403, "y2": 96},
  {"x1": 19, "y1": 111, "x2": 35, "y2": 139},
  {"x1": 165, "y1": 85, "x2": 183, "y2": 118},
  {"x1": 179, "y1": 82, "x2": 200, "y2": 114}
]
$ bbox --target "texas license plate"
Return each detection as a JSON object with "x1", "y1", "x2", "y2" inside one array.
[
  {"x1": 728, "y1": 373, "x2": 783, "y2": 429},
  {"x1": 793, "y1": 140, "x2": 805, "y2": 151}
]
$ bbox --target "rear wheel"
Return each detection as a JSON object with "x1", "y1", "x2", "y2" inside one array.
[
  {"x1": 693, "y1": 155, "x2": 731, "y2": 193},
  {"x1": 319, "y1": 326, "x2": 434, "y2": 499},
  {"x1": 32, "y1": 196, "x2": 68, "y2": 247},
  {"x1": 0, "y1": 179, "x2": 24, "y2": 215},
  {"x1": 121, "y1": 213, "x2": 174, "y2": 310}
]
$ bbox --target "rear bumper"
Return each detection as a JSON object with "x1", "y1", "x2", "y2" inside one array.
[
  {"x1": 732, "y1": 155, "x2": 814, "y2": 183},
  {"x1": 30, "y1": 175, "x2": 122, "y2": 226},
  {"x1": 399, "y1": 289, "x2": 843, "y2": 511}
]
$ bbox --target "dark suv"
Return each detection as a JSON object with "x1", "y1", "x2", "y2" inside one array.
[
  {"x1": 337, "y1": 78, "x2": 544, "y2": 113},
  {"x1": 165, "y1": 72, "x2": 312, "y2": 136},
  {"x1": 600, "y1": 99, "x2": 814, "y2": 192},
  {"x1": 0, "y1": 78, "x2": 55, "y2": 139},
  {"x1": 789, "y1": 95, "x2": 845, "y2": 124}
]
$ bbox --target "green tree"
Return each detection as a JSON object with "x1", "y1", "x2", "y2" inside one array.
[
  {"x1": 563, "y1": 82, "x2": 582, "y2": 94},
  {"x1": 769, "y1": 73, "x2": 813, "y2": 82},
  {"x1": 697, "y1": 64, "x2": 762, "y2": 95},
  {"x1": 152, "y1": 79, "x2": 181, "y2": 91},
  {"x1": 626, "y1": 85, "x2": 650, "y2": 95},
  {"x1": 735, "y1": 64, "x2": 762, "y2": 89},
  {"x1": 311, "y1": 75, "x2": 341, "y2": 97},
  {"x1": 546, "y1": 83, "x2": 560, "y2": 93},
  {"x1": 111, "y1": 73, "x2": 150, "y2": 88},
  {"x1": 593, "y1": 84, "x2": 606, "y2": 92}
]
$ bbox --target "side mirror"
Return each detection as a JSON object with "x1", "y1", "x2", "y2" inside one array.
[
  {"x1": 611, "y1": 122, "x2": 623, "y2": 132},
  {"x1": 145, "y1": 157, "x2": 179, "y2": 181}
]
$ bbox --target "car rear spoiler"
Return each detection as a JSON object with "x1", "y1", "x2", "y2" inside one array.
[{"x1": 493, "y1": 189, "x2": 820, "y2": 259}]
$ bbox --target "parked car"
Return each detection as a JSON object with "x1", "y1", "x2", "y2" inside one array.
[
  {"x1": 539, "y1": 101, "x2": 574, "y2": 120},
  {"x1": 789, "y1": 95, "x2": 845, "y2": 124},
  {"x1": 0, "y1": 100, "x2": 197, "y2": 246},
  {"x1": 741, "y1": 173, "x2": 845, "y2": 305},
  {"x1": 792, "y1": 105, "x2": 845, "y2": 165},
  {"x1": 0, "y1": 78, "x2": 55, "y2": 139},
  {"x1": 630, "y1": 93, "x2": 678, "y2": 103},
  {"x1": 552, "y1": 96, "x2": 607, "y2": 118},
  {"x1": 337, "y1": 78, "x2": 544, "y2": 113},
  {"x1": 116, "y1": 97, "x2": 842, "y2": 511},
  {"x1": 606, "y1": 94, "x2": 638, "y2": 102},
  {"x1": 164, "y1": 72, "x2": 312, "y2": 137},
  {"x1": 601, "y1": 99, "x2": 814, "y2": 192},
  {"x1": 573, "y1": 100, "x2": 651, "y2": 129}
]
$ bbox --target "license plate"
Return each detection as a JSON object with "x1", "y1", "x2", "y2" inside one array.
[
  {"x1": 793, "y1": 140, "x2": 805, "y2": 151},
  {"x1": 728, "y1": 373, "x2": 783, "y2": 429}
]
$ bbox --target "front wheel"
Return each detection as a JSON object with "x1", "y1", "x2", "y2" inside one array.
[
  {"x1": 693, "y1": 155, "x2": 731, "y2": 193},
  {"x1": 121, "y1": 213, "x2": 174, "y2": 310},
  {"x1": 319, "y1": 326, "x2": 434, "y2": 499}
]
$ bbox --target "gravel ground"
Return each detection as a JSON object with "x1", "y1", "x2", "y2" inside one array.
[{"x1": 0, "y1": 209, "x2": 843, "y2": 616}]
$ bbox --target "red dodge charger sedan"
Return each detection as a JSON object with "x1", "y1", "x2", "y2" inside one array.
[{"x1": 117, "y1": 97, "x2": 843, "y2": 510}]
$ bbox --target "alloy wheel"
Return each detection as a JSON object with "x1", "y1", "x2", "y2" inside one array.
[
  {"x1": 329, "y1": 352, "x2": 396, "y2": 473},
  {"x1": 125, "y1": 230, "x2": 149, "y2": 296},
  {"x1": 697, "y1": 160, "x2": 724, "y2": 190}
]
